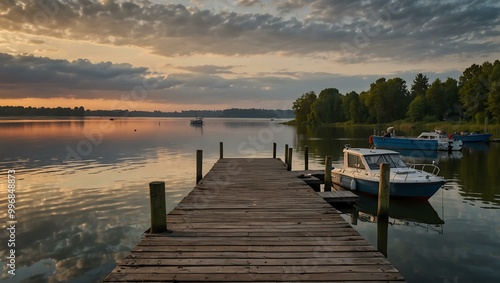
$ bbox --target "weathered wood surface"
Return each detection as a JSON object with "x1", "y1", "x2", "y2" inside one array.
[
  {"x1": 104, "y1": 158, "x2": 405, "y2": 282},
  {"x1": 318, "y1": 190, "x2": 360, "y2": 203}
]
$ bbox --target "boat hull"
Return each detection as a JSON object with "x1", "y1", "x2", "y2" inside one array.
[
  {"x1": 372, "y1": 136, "x2": 438, "y2": 151},
  {"x1": 453, "y1": 133, "x2": 492, "y2": 143},
  {"x1": 372, "y1": 136, "x2": 461, "y2": 151},
  {"x1": 331, "y1": 172, "x2": 445, "y2": 200}
]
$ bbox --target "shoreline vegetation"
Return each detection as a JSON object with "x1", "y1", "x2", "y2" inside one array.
[{"x1": 291, "y1": 60, "x2": 500, "y2": 129}]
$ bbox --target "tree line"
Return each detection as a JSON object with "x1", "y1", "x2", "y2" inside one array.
[
  {"x1": 292, "y1": 60, "x2": 500, "y2": 125},
  {"x1": 0, "y1": 106, "x2": 294, "y2": 118}
]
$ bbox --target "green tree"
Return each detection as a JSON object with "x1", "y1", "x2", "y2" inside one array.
[
  {"x1": 292, "y1": 91, "x2": 316, "y2": 124},
  {"x1": 342, "y1": 91, "x2": 360, "y2": 123},
  {"x1": 442, "y1": 77, "x2": 460, "y2": 119},
  {"x1": 425, "y1": 79, "x2": 446, "y2": 121},
  {"x1": 407, "y1": 95, "x2": 427, "y2": 122},
  {"x1": 410, "y1": 73, "x2": 429, "y2": 99},
  {"x1": 365, "y1": 77, "x2": 409, "y2": 123},
  {"x1": 309, "y1": 88, "x2": 345, "y2": 124},
  {"x1": 459, "y1": 62, "x2": 492, "y2": 121},
  {"x1": 487, "y1": 61, "x2": 500, "y2": 121}
]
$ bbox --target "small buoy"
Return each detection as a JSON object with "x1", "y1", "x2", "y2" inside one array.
[{"x1": 350, "y1": 179, "x2": 357, "y2": 191}]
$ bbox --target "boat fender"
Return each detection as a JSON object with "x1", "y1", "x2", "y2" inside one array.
[{"x1": 350, "y1": 179, "x2": 357, "y2": 191}]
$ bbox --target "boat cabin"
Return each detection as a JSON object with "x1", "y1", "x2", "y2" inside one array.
[
  {"x1": 417, "y1": 131, "x2": 448, "y2": 141},
  {"x1": 343, "y1": 148, "x2": 407, "y2": 171}
]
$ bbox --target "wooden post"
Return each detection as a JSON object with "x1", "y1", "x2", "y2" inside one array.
[
  {"x1": 219, "y1": 142, "x2": 223, "y2": 159},
  {"x1": 287, "y1": 148, "x2": 293, "y2": 171},
  {"x1": 377, "y1": 216, "x2": 389, "y2": 257},
  {"x1": 304, "y1": 145, "x2": 309, "y2": 170},
  {"x1": 377, "y1": 163, "x2": 390, "y2": 257},
  {"x1": 196, "y1": 150, "x2": 203, "y2": 184},
  {"x1": 149, "y1": 181, "x2": 167, "y2": 233},
  {"x1": 377, "y1": 163, "x2": 390, "y2": 219},
  {"x1": 272, "y1": 142, "x2": 277, "y2": 158},
  {"x1": 284, "y1": 144, "x2": 289, "y2": 165},
  {"x1": 324, "y1": 156, "x2": 332, "y2": 191}
]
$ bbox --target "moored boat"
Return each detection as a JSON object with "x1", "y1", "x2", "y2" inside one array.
[
  {"x1": 452, "y1": 132, "x2": 492, "y2": 143},
  {"x1": 371, "y1": 129, "x2": 462, "y2": 151},
  {"x1": 331, "y1": 147, "x2": 446, "y2": 200},
  {"x1": 190, "y1": 117, "x2": 204, "y2": 125}
]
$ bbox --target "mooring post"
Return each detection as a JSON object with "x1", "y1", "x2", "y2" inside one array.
[
  {"x1": 149, "y1": 181, "x2": 167, "y2": 233},
  {"x1": 324, "y1": 156, "x2": 332, "y2": 191},
  {"x1": 304, "y1": 145, "x2": 309, "y2": 170},
  {"x1": 377, "y1": 162, "x2": 390, "y2": 258},
  {"x1": 219, "y1": 142, "x2": 223, "y2": 159},
  {"x1": 377, "y1": 163, "x2": 390, "y2": 219},
  {"x1": 272, "y1": 142, "x2": 277, "y2": 158},
  {"x1": 284, "y1": 144, "x2": 289, "y2": 165},
  {"x1": 196, "y1": 149, "x2": 203, "y2": 184},
  {"x1": 287, "y1": 147, "x2": 293, "y2": 171}
]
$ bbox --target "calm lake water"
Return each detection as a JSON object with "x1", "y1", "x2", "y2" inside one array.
[{"x1": 0, "y1": 117, "x2": 499, "y2": 283}]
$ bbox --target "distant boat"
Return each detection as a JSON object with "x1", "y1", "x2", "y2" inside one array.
[
  {"x1": 331, "y1": 147, "x2": 446, "y2": 200},
  {"x1": 452, "y1": 132, "x2": 492, "y2": 143},
  {"x1": 190, "y1": 117, "x2": 204, "y2": 125},
  {"x1": 371, "y1": 129, "x2": 462, "y2": 151}
]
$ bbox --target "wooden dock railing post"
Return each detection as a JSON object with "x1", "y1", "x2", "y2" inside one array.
[
  {"x1": 287, "y1": 147, "x2": 293, "y2": 171},
  {"x1": 149, "y1": 181, "x2": 167, "y2": 233},
  {"x1": 196, "y1": 149, "x2": 203, "y2": 184},
  {"x1": 219, "y1": 142, "x2": 223, "y2": 159},
  {"x1": 284, "y1": 144, "x2": 289, "y2": 165},
  {"x1": 377, "y1": 163, "x2": 390, "y2": 219},
  {"x1": 304, "y1": 145, "x2": 309, "y2": 170},
  {"x1": 324, "y1": 156, "x2": 332, "y2": 191},
  {"x1": 272, "y1": 142, "x2": 277, "y2": 158}
]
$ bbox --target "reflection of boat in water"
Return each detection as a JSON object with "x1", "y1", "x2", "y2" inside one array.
[
  {"x1": 397, "y1": 149, "x2": 463, "y2": 164},
  {"x1": 345, "y1": 194, "x2": 445, "y2": 234},
  {"x1": 353, "y1": 194, "x2": 444, "y2": 225},
  {"x1": 331, "y1": 147, "x2": 446, "y2": 199}
]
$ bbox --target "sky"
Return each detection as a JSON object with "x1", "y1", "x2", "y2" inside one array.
[{"x1": 0, "y1": 0, "x2": 499, "y2": 112}]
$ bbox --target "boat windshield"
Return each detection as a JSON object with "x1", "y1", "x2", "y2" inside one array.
[{"x1": 364, "y1": 154, "x2": 407, "y2": 170}]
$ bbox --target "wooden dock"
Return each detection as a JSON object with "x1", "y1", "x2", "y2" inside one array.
[{"x1": 104, "y1": 158, "x2": 405, "y2": 282}]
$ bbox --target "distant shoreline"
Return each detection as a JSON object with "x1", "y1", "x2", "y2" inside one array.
[{"x1": 0, "y1": 106, "x2": 294, "y2": 119}]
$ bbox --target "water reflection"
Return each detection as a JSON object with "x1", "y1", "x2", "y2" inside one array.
[
  {"x1": 1, "y1": 120, "x2": 499, "y2": 283},
  {"x1": 350, "y1": 195, "x2": 445, "y2": 228}
]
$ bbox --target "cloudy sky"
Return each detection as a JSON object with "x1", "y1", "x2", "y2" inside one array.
[{"x1": 0, "y1": 0, "x2": 499, "y2": 111}]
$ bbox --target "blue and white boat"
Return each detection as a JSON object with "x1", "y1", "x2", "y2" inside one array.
[
  {"x1": 452, "y1": 132, "x2": 492, "y2": 143},
  {"x1": 331, "y1": 147, "x2": 446, "y2": 200},
  {"x1": 371, "y1": 130, "x2": 462, "y2": 151}
]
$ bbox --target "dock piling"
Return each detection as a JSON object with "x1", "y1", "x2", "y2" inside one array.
[
  {"x1": 284, "y1": 144, "x2": 289, "y2": 165},
  {"x1": 324, "y1": 156, "x2": 332, "y2": 191},
  {"x1": 304, "y1": 145, "x2": 309, "y2": 170},
  {"x1": 287, "y1": 147, "x2": 293, "y2": 171},
  {"x1": 272, "y1": 142, "x2": 277, "y2": 158},
  {"x1": 219, "y1": 142, "x2": 223, "y2": 159},
  {"x1": 149, "y1": 181, "x2": 167, "y2": 233},
  {"x1": 196, "y1": 150, "x2": 203, "y2": 184},
  {"x1": 377, "y1": 163, "x2": 390, "y2": 219}
]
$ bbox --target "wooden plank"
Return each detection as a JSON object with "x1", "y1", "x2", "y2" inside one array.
[{"x1": 104, "y1": 158, "x2": 405, "y2": 282}]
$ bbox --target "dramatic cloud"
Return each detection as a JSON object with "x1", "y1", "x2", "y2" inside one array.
[
  {"x1": 0, "y1": 53, "x2": 180, "y2": 98},
  {"x1": 0, "y1": 0, "x2": 498, "y2": 62}
]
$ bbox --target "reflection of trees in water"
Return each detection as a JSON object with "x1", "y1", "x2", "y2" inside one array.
[
  {"x1": 294, "y1": 125, "x2": 375, "y2": 163},
  {"x1": 453, "y1": 143, "x2": 500, "y2": 206}
]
